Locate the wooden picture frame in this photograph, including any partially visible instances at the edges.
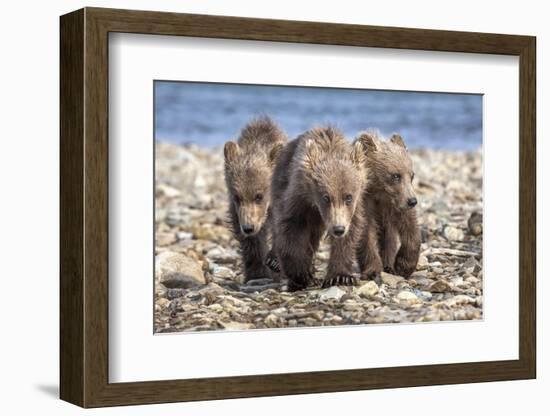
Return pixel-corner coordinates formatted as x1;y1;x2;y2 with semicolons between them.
60;7;536;408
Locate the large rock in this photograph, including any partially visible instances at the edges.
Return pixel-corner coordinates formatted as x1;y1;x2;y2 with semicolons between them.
155;251;206;288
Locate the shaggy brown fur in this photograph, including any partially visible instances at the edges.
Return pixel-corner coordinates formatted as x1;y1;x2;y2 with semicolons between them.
224;116;287;281
355;131;421;278
268;127;368;291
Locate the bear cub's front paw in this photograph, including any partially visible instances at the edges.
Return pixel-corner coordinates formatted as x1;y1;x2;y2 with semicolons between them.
286;272;315;292
394;256;417;278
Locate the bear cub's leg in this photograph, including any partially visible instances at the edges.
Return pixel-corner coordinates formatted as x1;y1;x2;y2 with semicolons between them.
276;218;322;291
357;219;384;280
323;226;359;288
394;223;421;278
323;239;356;287
230;209;271;282
381;222;400;274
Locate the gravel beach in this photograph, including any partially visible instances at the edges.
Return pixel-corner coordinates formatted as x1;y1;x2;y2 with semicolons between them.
154;141;483;333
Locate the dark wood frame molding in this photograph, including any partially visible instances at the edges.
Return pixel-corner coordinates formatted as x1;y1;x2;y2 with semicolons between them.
60;7;536;408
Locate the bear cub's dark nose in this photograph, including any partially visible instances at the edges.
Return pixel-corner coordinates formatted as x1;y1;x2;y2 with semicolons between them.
332;225;345;236
242;224;255;235
407;197;417;208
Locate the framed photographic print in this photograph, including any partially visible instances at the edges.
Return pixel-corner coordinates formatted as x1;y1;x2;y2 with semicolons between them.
60;7;536;408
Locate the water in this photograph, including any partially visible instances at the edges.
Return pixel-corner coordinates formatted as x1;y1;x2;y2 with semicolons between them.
154;81;482;150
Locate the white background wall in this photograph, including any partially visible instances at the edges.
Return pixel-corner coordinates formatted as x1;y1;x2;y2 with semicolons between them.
0;0;545;414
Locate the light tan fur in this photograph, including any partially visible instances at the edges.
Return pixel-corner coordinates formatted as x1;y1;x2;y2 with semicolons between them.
269;126;369;290
355;130;421;278
223;116;287;281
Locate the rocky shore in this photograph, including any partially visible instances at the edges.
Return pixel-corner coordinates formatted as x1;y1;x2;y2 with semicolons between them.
154;142;483;333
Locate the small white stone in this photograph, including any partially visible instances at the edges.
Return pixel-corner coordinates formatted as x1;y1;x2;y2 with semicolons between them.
445;295;476;307
221;321;254;330
417;255;429;270
176;231;193;241
156;183;181;198
396;291;419;303
319;286;346;301
211;265;235;279
443;225;464;241
264;314;280;327
420;291;433;300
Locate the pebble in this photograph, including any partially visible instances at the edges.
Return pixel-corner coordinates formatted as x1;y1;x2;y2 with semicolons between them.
264;314;280;328
443;225;464;241
156;232;177;247
176;231;193;241
356;281;379;297
451;276;464;286
156;183;181;198
206;247;236;264
396;291;419;303
220;321;254;330
380;272;404;288
445;295;476;307
211;265;235;280
465;276;480;284
428;279;453;293
319;286;346;301
417;255;429;270
468;212;483;236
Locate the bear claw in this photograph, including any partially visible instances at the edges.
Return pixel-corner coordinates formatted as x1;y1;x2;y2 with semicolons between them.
265;254;281;273
322;274;356;288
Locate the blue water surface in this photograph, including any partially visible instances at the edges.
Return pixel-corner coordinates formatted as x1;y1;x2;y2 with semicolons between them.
154;81;482;150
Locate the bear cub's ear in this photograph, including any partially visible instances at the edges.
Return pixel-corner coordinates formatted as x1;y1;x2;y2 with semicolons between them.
302;137;320;171
224;141;240;163
355;132;378;154
351;140;368;167
390;133;406;149
268;142;284;165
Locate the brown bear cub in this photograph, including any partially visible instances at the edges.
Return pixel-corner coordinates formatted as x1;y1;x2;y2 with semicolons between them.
268;127;368;291
355;131;421;279
223;117;287;282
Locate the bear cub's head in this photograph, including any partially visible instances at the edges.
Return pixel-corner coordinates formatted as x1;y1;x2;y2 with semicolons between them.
356;131;417;211
300;127;368;239
224;140;283;236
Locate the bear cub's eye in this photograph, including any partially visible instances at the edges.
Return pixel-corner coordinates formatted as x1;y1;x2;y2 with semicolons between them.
344;194;353;205
391;173;401;183
255;193;263;203
322;194;331;204
233;195;241;205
